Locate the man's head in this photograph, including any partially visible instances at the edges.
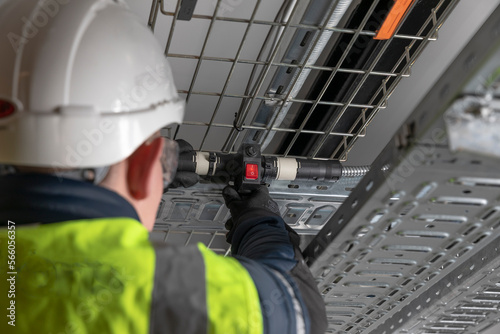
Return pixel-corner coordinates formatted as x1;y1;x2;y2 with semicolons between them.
99;133;167;230
0;0;185;230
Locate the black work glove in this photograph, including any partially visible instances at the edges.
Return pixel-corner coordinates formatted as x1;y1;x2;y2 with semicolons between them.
223;185;280;220
223;185;286;244
168;139;200;189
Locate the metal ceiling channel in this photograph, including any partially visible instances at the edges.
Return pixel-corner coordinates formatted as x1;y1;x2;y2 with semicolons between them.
237;0;357;152
311;0;455;161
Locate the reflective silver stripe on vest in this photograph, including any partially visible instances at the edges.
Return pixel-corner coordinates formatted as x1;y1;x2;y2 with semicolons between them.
149;241;208;334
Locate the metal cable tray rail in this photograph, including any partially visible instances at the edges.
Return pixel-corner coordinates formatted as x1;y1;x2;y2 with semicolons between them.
145;0;500;333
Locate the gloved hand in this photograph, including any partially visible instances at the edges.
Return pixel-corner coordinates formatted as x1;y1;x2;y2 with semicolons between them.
223;185;281;243
168;139;200;189
223;185;279;220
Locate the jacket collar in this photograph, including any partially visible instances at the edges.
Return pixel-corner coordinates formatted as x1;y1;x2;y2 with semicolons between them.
0;173;140;226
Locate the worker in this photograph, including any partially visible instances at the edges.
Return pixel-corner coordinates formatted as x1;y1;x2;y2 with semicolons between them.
0;0;327;333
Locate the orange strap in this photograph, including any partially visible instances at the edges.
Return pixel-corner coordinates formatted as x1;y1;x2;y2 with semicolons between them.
374;0;416;40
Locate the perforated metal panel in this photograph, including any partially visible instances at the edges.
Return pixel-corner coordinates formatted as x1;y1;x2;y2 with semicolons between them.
156;175;359;232
305;145;500;333
154;176;361;253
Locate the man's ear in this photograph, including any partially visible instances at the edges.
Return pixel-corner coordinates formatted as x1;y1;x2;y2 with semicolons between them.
127;137;163;200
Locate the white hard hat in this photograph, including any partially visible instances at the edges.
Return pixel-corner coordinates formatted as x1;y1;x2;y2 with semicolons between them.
0;0;185;168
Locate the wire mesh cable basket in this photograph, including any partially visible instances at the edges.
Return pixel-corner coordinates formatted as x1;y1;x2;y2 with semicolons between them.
148;0;458;161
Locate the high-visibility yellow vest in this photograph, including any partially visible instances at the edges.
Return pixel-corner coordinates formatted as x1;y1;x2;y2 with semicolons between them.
0;218;263;334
